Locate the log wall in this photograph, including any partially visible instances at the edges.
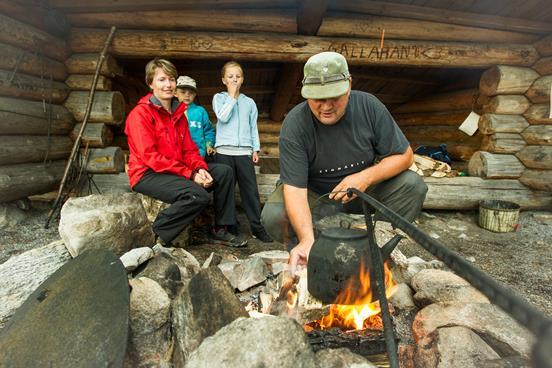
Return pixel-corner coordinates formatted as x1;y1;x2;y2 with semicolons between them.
0;11;73;203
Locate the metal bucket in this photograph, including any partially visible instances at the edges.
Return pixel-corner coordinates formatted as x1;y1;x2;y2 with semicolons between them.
479;200;520;233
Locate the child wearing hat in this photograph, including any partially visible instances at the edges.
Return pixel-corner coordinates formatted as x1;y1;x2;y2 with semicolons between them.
175;76;216;160
212;61;273;243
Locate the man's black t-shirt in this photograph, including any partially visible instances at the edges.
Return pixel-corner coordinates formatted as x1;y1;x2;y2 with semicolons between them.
279;91;409;195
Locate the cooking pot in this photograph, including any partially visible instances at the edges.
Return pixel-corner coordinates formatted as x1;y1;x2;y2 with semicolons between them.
307;223;402;304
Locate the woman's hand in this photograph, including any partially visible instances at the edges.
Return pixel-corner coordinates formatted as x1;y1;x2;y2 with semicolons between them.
252;151;259;164
193;168;214;188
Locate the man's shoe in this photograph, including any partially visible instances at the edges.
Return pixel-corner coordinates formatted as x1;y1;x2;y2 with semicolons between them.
252;228;274;243
210;227;248;248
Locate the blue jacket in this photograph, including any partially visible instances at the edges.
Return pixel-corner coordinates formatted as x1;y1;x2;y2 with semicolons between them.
212;92;260;151
185;102;215;157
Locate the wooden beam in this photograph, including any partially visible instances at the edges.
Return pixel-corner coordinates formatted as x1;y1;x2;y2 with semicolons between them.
297;0;329;36
319;13;538;44
329;0;552;34
69;28;538;68
66;9;296;34
0;0;69;37
270;63;302;121
0;69;69;104
350;71;439;86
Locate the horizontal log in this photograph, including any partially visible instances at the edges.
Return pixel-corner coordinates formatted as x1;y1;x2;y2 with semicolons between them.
0;0;70;37
65;53;124;78
410;142;479;162
111;135;129;150
532;56;552;76
393;89;478;114
252;172;552;209
523;104;552;125
0;96;73;121
394;110;470;126
402;126;482;144
516;146;552;169
519;169;552;192
0;160;66;203
481;95;530;115
259;143;280;157
331;0;552;34
65;75;113;91
422;176;552;210
257;121;283;134
67;9;296;34
468;151;524;179
0;43;67;81
0;111;74;135
0;70;69;104
521;125;552;145
83;147;125;174
525;76;552;103
0;135;72;165
70;123;114;148
64;91;125;125
85;173;131;195
535;34;552;57
479;65;539;96
478;114;529;134
69;28;539;68
259;133;279;145
319;13;538;44
0;13;70;62
481;133;526;153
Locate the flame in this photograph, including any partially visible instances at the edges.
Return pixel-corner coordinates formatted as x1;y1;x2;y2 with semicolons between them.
315;260;396;331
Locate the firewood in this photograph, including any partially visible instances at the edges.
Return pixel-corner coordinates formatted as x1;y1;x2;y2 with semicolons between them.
479;65;539;96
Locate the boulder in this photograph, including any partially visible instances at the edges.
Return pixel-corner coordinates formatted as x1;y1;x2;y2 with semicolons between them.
120;247;154;272
136;253;182;299
59;193;154;257
389;283;416;310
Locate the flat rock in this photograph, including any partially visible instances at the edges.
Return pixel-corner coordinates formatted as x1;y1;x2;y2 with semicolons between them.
217;260;242;288
186;316;317;368
411;269;489;306
120;247;154;272
249;250;289;265
235;256;269;291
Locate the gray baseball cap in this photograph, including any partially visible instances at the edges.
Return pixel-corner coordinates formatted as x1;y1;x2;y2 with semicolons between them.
301;52;351;99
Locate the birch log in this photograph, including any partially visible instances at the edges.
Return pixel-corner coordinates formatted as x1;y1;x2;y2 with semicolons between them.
533;56;552;76
0;43;67;81
468;151;524;179
64;91;125;125
516;146;552;169
0;160;66;203
65;75;113;91
0;70;69;104
65;53;124;78
0;136;72;165
481;95;530;114
0;111;74;135
481;133;526;153
523;104;552;125
521;126;552;145
519;169;552;192
478;114;529;134
83;147;125;173
525;76;552;104
70;123;114;148
479;65;539;96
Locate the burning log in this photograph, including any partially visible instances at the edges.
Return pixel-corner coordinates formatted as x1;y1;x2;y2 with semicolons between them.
306;327;390;357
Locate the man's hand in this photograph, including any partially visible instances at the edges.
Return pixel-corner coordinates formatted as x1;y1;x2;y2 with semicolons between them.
289;240;314;267
193;168;214;188
329;170;371;203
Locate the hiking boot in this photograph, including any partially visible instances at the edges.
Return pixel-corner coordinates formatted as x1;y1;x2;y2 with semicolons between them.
252;227;274;243
210;227;248;248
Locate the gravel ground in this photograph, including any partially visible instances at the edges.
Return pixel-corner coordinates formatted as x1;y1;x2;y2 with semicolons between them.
1;201;551;317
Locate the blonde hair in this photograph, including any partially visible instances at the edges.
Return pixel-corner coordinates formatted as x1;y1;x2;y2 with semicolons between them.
221;61;244;78
145;58;177;86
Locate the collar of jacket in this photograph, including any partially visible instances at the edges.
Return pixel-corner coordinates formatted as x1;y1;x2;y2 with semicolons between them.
148;94;185;115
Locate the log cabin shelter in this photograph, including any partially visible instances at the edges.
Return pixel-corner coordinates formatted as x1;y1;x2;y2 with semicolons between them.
0;0;551;209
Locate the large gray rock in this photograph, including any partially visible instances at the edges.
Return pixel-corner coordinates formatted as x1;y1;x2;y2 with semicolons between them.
136;253;182;299
59;193;154;257
413;303;534;357
162;247;201;283
172;267;248;361
389;283;416;310
186;316;317;368
415;326;500;368
0;240;70;329
316;348;377;368
0;203;26;229
411;269;489;307
233;256;269;291
126;277;172;367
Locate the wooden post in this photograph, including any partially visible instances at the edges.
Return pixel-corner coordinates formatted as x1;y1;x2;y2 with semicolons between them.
64;91;125;125
521;126;552;145
481;95;530;115
523;104;552;125
525;76;552;103
70;123;114;148
270;63;302;122
479;65;539;96
0;70;69;104
481;133;526;153
516;146;552;169
0;136;72;165
0;43;67;82
478;114;529;134
468;151;524;179
0;111;74;135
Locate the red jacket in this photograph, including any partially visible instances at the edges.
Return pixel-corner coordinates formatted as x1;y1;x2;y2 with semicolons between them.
125;94;208;189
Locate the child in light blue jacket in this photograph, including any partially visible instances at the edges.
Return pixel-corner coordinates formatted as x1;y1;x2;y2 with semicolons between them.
175;75;216;159
212;61;273;243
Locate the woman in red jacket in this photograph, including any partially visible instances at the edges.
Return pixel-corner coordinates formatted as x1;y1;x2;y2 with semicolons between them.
125;58;246;247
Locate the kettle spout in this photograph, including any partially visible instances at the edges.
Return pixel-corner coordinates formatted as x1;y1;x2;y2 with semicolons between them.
381;234;403;260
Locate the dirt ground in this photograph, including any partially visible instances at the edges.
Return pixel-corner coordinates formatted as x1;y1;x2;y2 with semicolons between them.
1;200;551;318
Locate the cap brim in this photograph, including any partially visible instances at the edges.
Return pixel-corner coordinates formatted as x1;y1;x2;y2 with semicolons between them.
176;85;197;91
301;80;350;99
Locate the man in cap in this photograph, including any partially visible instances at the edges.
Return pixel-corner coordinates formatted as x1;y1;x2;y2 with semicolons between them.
261;51;427;267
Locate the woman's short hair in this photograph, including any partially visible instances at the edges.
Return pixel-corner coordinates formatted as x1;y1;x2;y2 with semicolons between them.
145;58;178;85
221;60;244;78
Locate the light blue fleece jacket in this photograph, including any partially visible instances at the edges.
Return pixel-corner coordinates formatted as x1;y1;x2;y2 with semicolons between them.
212;92;260;151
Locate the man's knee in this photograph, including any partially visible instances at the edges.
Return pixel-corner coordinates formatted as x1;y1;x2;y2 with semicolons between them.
402;171;428;200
